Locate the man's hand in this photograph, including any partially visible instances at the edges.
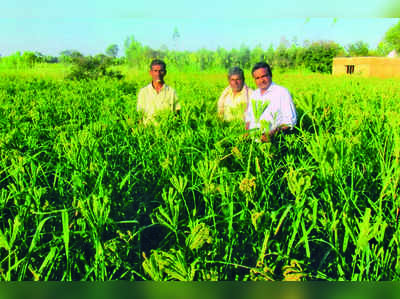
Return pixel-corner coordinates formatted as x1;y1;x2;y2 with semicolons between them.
261;133;269;143
269;125;290;137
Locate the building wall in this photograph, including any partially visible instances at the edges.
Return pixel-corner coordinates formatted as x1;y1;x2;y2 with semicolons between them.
332;57;400;78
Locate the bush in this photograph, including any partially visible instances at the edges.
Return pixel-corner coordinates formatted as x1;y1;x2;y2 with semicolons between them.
66;56;124;81
303;41;343;73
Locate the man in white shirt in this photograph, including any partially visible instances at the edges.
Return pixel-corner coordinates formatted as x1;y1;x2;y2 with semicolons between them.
245;62;297;142
218;67;253;122
137;59;180;124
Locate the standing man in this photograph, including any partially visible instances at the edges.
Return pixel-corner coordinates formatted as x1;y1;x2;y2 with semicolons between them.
218;66;253;122
245;62;297;141
137;59;180;124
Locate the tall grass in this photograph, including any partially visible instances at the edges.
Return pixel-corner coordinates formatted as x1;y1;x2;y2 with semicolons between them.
0;64;399;280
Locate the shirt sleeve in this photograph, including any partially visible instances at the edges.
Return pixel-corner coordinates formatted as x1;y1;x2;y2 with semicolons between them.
137;88;144;112
245;93;256;129
277;89;297;128
217;88;229;117
244;87;253;122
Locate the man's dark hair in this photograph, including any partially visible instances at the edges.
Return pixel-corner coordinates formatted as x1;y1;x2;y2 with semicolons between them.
228;66;245;81
150;59;166;70
252;62;272;77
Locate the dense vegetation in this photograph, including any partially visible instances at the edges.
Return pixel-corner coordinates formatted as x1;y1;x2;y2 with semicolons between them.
0;29;395;74
0;39;370;74
0;65;399;281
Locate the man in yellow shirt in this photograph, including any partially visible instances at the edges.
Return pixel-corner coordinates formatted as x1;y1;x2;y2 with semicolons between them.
137;59;180;124
217;66;253;122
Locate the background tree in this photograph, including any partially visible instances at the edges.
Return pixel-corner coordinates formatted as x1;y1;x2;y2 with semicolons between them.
264;45;275;68
1;51;21;67
197;48;214;70
214;47;229;69
287;43;301;69
274;42;289;69
105;44;119;58
44;55;58;63
250;44;265;68
21;51;41;67
381;20;400;53
346;41;370;56
376;41;393;56
172;27;180;50
227;48;240;69
34;52;45;63
303;41;342;73
124;35;146;67
66;55;123;80
59;50;83;63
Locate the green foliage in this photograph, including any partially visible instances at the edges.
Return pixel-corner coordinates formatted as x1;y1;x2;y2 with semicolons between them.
122;36;344;73
251;98;270;125
105;44;119;58
250;44;265;68
382;20;400;53
346;41;370;57
124;35;147;68
376;41;393;56
66;56;124;81
0;51;44;68
21;52;42;66
1;65;400;281
59;50;83;64
303;41;343;73
274;47;289;69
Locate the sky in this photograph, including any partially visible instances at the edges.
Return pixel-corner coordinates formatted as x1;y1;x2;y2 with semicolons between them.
0;0;399;57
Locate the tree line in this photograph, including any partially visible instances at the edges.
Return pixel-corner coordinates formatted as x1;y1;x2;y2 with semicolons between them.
1;20;399;74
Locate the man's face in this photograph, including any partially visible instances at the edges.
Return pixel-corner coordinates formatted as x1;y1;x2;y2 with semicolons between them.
150;64;166;83
229;74;244;93
252;67;271;90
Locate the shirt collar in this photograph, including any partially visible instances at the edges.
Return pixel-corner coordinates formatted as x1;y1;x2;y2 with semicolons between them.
149;82;168;92
257;82;275;96
228;84;249;96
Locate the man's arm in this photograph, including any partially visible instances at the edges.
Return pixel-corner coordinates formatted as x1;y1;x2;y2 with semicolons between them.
136;88;147;124
137;88;144;113
262;89;296;141
272;88;297;132
244;97;255;130
217;90;227;120
243;87;253;123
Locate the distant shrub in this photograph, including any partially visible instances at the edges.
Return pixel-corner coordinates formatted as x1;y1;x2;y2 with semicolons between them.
302;41;343;73
66;56;124;81
0;51;45;68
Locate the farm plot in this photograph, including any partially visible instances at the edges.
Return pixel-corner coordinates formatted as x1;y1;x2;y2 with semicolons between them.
0;70;399;281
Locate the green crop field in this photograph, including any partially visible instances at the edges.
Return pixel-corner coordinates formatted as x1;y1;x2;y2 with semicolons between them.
0;65;399;281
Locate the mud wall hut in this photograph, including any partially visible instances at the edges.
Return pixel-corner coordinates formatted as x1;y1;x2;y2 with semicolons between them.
332;57;400;78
